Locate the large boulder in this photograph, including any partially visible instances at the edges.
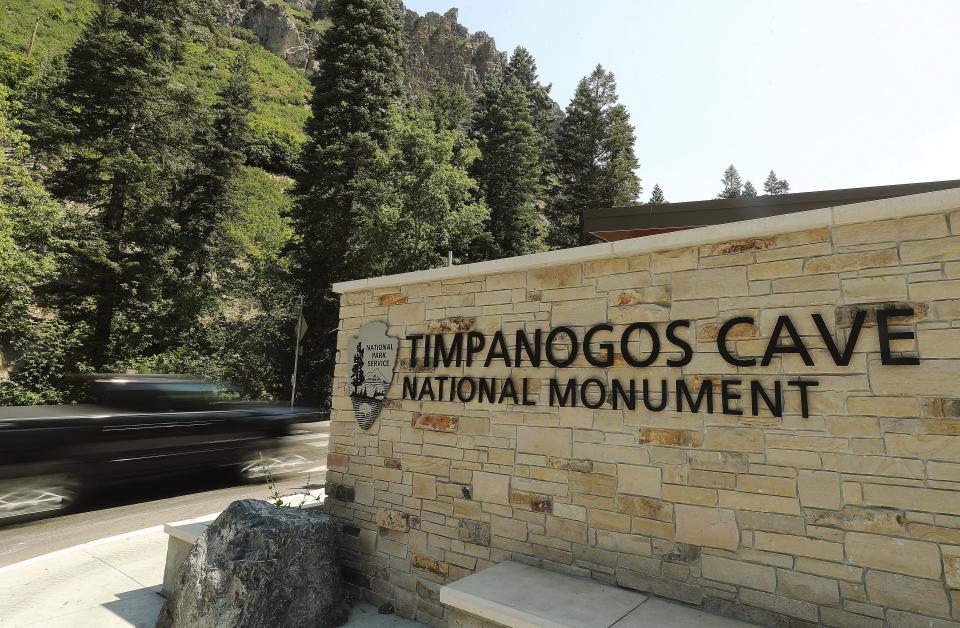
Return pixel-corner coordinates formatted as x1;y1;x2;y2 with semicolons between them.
156;499;350;628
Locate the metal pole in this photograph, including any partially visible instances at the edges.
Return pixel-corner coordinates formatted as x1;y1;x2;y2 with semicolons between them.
290;295;303;408
448;250;453;267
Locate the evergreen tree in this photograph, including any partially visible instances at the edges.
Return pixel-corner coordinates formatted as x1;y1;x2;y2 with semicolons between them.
45;0;198;369
179;52;254;283
718;164;744;199
763;169;790;195
743;180;758;198
550;65;640;248
505;47;561;166
649;184;667;205
292;0;405;403
470;76;545;258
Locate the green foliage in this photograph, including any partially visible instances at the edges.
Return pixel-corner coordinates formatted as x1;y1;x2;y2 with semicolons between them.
742;180;758;198
470;76;546;258
347;105;488;276
293;0;406;404
550;64;640;248
43;0;200;368
718;164;744;198
0;0;97;59
649;183;667;205
1;0;664;410
764;169;790;195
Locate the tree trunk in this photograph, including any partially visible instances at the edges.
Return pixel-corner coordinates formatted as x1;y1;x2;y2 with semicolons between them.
91;176;127;370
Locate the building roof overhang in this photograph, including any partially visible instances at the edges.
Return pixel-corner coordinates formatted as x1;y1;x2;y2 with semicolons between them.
584;179;960;242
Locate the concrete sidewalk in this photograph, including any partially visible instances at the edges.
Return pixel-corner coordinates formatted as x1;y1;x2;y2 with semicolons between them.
0;514;752;628
0;524;420;628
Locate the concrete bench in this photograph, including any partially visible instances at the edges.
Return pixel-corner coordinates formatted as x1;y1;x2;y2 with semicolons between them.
439;561;750;628
161;491;325;597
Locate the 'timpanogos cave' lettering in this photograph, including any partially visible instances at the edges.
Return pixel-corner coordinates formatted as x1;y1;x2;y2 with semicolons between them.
401;306;919;417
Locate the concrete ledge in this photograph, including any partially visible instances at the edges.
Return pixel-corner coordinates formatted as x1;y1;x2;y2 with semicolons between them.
332;186;960;293
439;561;647;628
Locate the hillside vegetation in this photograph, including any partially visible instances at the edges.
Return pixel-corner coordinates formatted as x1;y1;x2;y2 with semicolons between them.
0;0;643;406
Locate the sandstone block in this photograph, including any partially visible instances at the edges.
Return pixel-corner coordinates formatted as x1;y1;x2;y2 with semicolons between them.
412;473;437;500
672;267;748;300
901;236;960;263
616;495;673;521
703;427;764;453
617;465;662;497
639;428;702;448
674;504;738;550
701;554;775;592
528;264;582;289
718;490;800;515
845;532;942;579
776;569;839;606
798;470;842;510
738;588;818;622
378;509;410;532
551;298;606;326
652;247;699;273
457;519;491;547
833;214;947;246
412;414;459;432
841;276;907;303
753;531;843;561
472;471;510;505
516;426;571;458
390;302;425;324
412;553;449;577
864;570;949;618
326;453;349;473
593;530;652;557
713;237;773;256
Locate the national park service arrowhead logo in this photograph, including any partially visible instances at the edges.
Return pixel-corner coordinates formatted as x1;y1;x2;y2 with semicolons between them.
349;321;399;430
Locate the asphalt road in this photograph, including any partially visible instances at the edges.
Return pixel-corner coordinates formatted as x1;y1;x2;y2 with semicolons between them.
0;421;330;568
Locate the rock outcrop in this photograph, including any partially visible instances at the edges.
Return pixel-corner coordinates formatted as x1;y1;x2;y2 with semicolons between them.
400;6;505;96
211;0;505;95
156;499;349;628
211;0;321;69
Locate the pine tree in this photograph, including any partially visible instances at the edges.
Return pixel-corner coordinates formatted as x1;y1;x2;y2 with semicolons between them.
505;47;560;165
292;0;405;402
470;76;545;258
550;65;640;248
718;165;743;199
649;184;667;205
350;342;364;391
180;52;254;282
45;0;198;369
743;180;758;198
763;169;790;195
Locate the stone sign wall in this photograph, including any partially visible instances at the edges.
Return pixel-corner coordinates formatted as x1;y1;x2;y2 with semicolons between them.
326;190;960;627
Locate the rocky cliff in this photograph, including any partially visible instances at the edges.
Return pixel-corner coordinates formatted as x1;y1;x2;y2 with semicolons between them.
400;7;505;95
212;0;505;95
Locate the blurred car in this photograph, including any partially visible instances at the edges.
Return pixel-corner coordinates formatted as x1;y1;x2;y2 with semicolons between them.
0;375;326;524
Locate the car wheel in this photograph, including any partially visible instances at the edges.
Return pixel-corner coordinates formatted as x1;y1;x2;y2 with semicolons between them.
0;472;81;524
238;451;310;482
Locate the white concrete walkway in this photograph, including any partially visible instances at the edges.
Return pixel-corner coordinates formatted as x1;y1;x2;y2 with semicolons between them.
0;524;421;628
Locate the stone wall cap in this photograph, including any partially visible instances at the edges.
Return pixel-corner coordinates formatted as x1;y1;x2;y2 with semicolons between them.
438;560;647;628
332;186;960;293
